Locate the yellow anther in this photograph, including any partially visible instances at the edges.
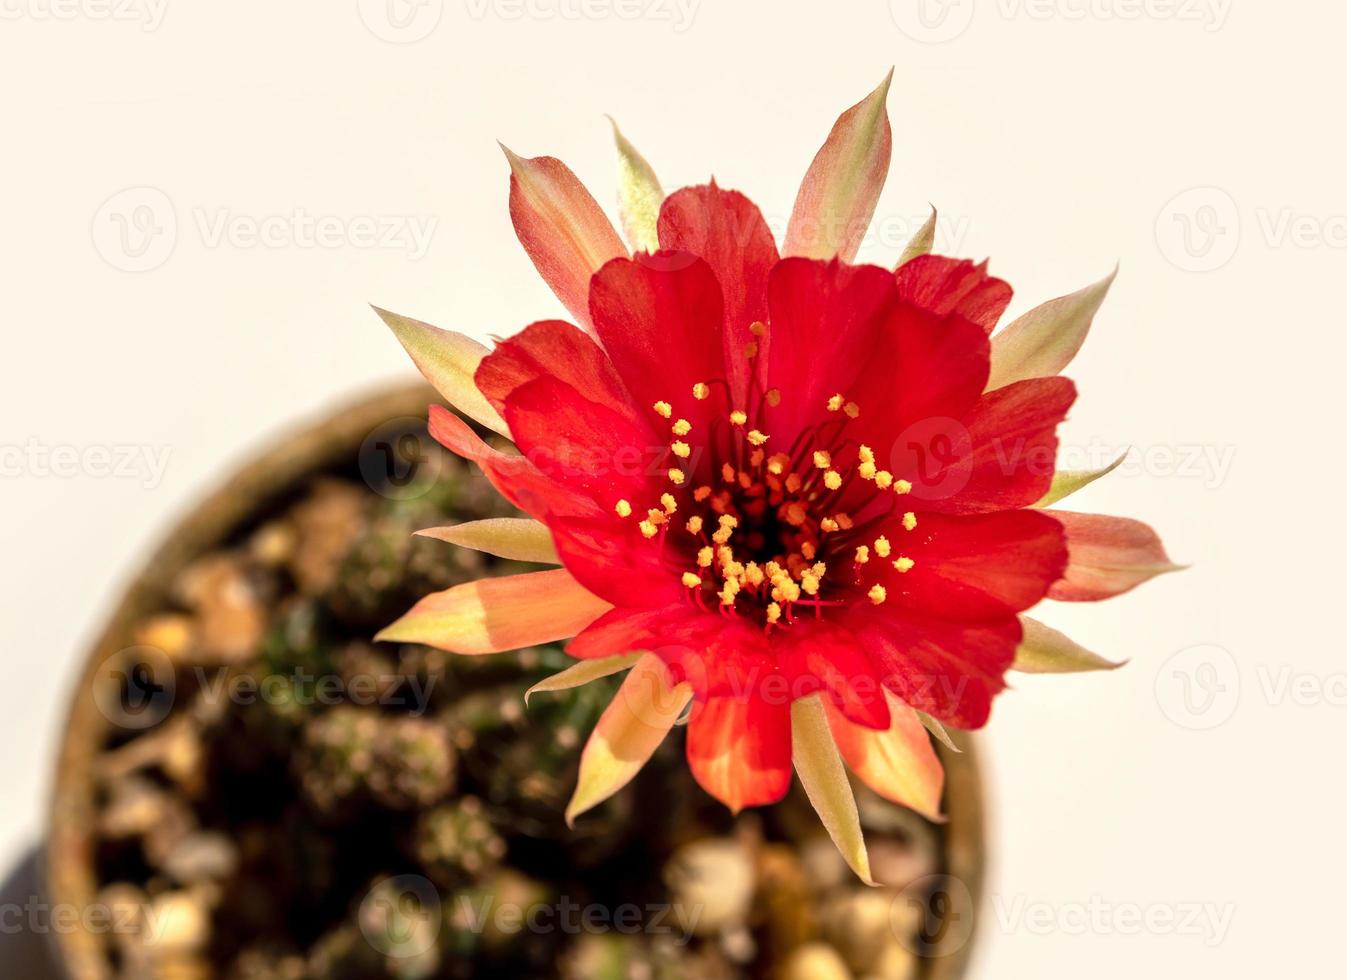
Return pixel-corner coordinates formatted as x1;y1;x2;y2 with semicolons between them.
766;602;782;624
661;493;678;514
893;556;915;573
639;520;658;539
719;579;741;605
721;462;737;483
718;514;739;528
858;461;878;480
801;573;820;596
836;513;854;530
668;468;686;485
821;517;840;533
827;393;844;412
874;535;892;558
875;470;894;490
747;429;769;446
749;448;765;468
894;479;913;495
767;453;789;475
737;471;753;490
784;473;803;494
812;450;832;469
855;545;870;564
730;410;748;426
780;579;801;602
766;388;782;407
682;571;702;589
784;502;808;526
749;320;767;337
844;401;860;418
811;562;828;579
686;515;704;535
692;383;710;400
902;511;918;531
764;560;783;579
646;508;667;525
615;499;632;518
712;526;733;545
823;469;843;491
693;485;713;502
697;546;714;568
858;445;875;464
744;562;764;587
672;418;692;436
672;440;691;458
868;584;887;605
801;541;817;560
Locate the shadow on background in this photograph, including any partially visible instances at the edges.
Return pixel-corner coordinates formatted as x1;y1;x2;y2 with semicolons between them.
0;846;64;977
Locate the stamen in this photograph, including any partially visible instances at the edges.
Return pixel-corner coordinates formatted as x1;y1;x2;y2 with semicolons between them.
661;494;678;514
812;450;832;469
894;479;913;495
672;440;691;458
729;410;748;426
615;499;632;518
686;515;704;535
692;382;710;400
668;468;686;485
893;556;915;573
823;469;843;491
827;394;844;412
855;545;870;564
902;511;917;531
875;471;894;490
682;571;702;588
868;584;887;605
747;429;769;446
874;535;891;558
672;418;692;436
639;520;658;539
653;400;673;418
766;388;782;408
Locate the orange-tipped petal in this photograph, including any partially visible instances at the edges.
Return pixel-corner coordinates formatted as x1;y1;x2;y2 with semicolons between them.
416;518;559;564
896;206;938;268
826;691;945;822
502;145;627;335
566;655;692;824
1034;451;1128;508
1015;616;1125;673
986;267;1118;391
372;307;509;436
686;695;793;814
785;71;894;262
608;117;664;254
526;652;644;706
376;569;611;654
1045;511;1184;602
792;694;873;884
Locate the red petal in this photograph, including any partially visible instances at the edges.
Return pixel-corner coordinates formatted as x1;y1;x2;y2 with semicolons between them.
763;257;896;439
427;404;597;521
895;255;1013;333
901;377;1076;514
686;694;793;812
589;251;729;430
847;610;1021;729
1045;511;1180;601
777;621;889;730
873;509;1068;621
475;319;636;421
544;515;683;608
504;150;626;334
658;184;779;408
501;375;661;507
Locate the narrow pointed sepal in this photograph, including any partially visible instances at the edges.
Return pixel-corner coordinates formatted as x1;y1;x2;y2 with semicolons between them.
565;655;693;825
608;117;664;254
372;307;509;437
896;206;938;268
784;70;894;262
416;518;559;564
1034;451;1128;508
502;145;627;335
826;692;945;823
791;694;874;885
376;569;611;654
1014;616;1126;673
987;266;1118;390
525;652;644;706
917;711;961;754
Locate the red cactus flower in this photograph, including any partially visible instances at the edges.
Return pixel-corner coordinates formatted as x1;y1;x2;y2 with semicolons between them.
375;75;1179;879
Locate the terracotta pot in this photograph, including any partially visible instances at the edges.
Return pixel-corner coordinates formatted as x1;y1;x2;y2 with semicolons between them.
45;382;988;979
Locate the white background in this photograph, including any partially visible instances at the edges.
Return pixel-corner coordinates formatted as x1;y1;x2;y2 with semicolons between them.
2;0;1343;975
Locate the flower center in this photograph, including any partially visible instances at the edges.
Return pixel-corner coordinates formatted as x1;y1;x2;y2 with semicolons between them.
613;326;921;632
